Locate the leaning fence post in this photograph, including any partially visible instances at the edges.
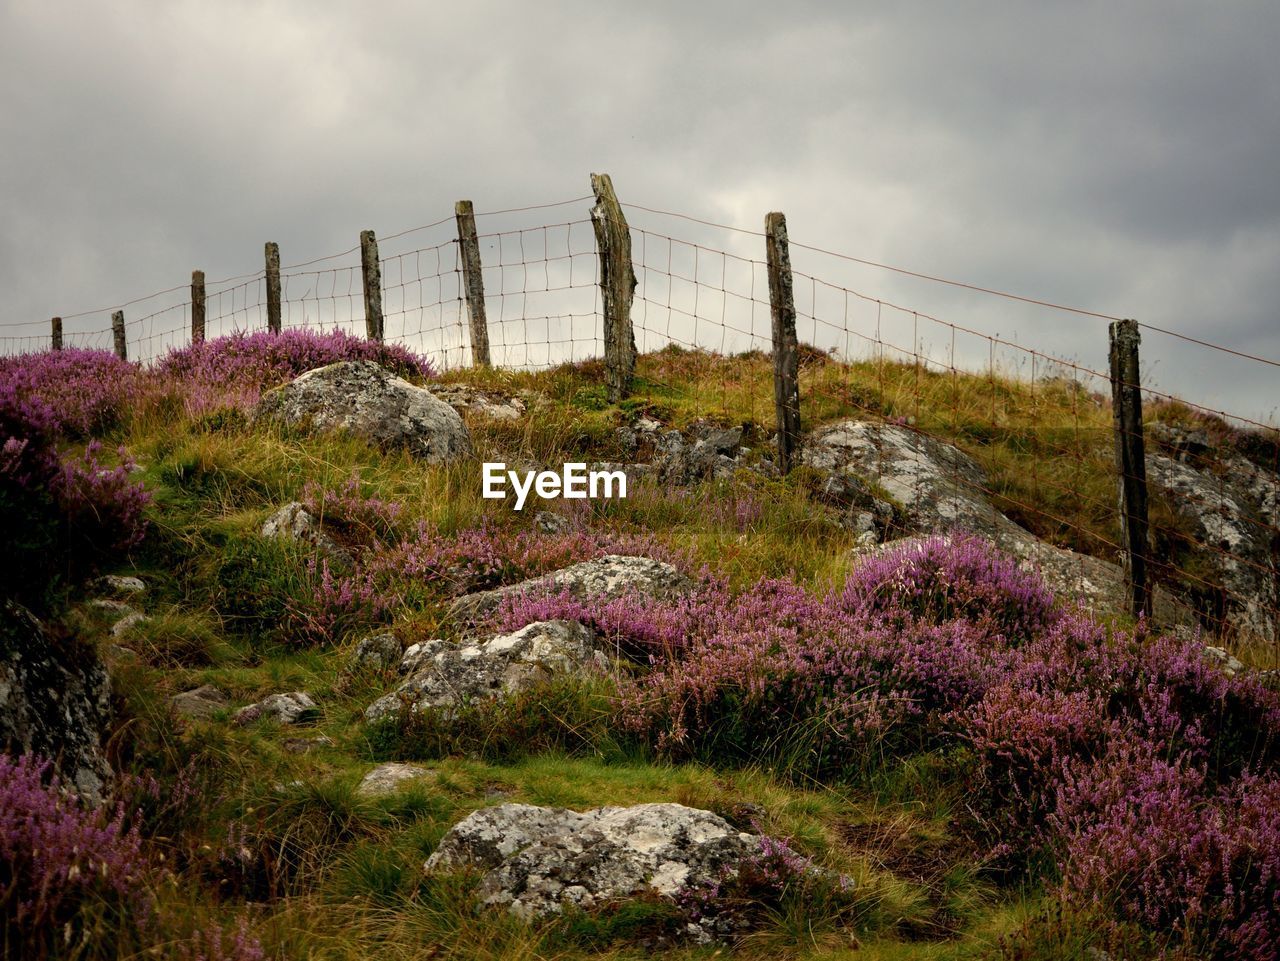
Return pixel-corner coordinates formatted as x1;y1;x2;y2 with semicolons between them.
766;211;801;474
1109;318;1151;619
51;317;62;350
590;173;636;403
265;243;282;335
111;311;127;361
360;230;384;343
191;270;206;343
455;200;491;367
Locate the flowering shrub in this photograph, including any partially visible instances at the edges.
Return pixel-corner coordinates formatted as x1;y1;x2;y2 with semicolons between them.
157;329;435;413
1;382;150;603
301;474;405;545
1053;749;1280;961
287;557;393;646
839;533;1060;641
0;754;151;957
0;348;141;437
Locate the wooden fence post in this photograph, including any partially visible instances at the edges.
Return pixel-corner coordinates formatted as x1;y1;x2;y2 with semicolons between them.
360;230;384;343
454;200;491;367
51;317;62;350
191;270;206;343
1109;318;1151;619
265;243;282;335
111;311;127;361
590;173;636;403
765;211;801;474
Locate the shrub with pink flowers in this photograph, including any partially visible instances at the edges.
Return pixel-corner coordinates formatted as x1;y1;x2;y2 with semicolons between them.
0;348;141;437
838;533;1060;641
0;754;152;958
157;329;436;413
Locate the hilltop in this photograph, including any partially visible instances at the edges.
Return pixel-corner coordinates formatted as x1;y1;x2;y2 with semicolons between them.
2;331;1279;961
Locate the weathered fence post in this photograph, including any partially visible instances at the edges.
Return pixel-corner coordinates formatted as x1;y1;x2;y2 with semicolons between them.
191;270;206;343
111;311;127;361
265;242;282;335
454;200;491;367
590;173;636;403
51;317;62;350
1109;318;1151;619
360;230;384;343
765;211;801;474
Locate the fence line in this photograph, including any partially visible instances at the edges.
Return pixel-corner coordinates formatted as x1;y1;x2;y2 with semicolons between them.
2;176;1276;651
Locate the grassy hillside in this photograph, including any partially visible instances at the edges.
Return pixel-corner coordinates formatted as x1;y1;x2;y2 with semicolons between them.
3;334;1278;961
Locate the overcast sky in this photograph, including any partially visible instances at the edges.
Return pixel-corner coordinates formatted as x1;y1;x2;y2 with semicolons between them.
2;1;1278;422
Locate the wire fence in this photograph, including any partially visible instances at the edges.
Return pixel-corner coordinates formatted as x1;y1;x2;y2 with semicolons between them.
1;188;1277;652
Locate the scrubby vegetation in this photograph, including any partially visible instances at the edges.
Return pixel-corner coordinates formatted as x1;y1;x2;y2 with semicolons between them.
2;331;1278;960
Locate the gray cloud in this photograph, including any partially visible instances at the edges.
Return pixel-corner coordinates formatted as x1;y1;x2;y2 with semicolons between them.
2;0;1277;419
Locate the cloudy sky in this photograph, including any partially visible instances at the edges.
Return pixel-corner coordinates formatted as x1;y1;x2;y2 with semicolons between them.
2;1;1278;421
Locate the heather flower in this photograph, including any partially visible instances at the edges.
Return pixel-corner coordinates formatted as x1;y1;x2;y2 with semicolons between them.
0;348;141;437
157;329;435;414
0;754;152;955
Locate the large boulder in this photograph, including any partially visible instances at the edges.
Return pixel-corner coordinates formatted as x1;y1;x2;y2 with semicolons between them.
425;802;757;920
806;421;1189;626
1145;449;1278;642
364;620;605;723
254;360;472;463
449;554;692;622
0;601;113;803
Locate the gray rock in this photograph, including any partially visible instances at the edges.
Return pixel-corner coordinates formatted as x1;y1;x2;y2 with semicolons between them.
809;422;1190;627
171;684;229;720
533;510;573;534
282;735;334;754
234;691;319;726
1;601;113;804
348;633;402;672
1203;645;1246;677
87;598;134;614
357;762;437;797
653;424;745;485
254;360;473;463
425;802;758;920
261;502;353;569
1146;451;1278;643
91;575;146;596
109;611;150;638
365;621;606;723
427;384;526;421
449;555;691;622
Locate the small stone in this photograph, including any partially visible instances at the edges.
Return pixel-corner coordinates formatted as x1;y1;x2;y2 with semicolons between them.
1203;645;1246;677
357;762;437;797
282;735;334;754
88;599;134;614
533;510;572;534
92;575;146;596
110;612;150;638
234;691;319;726
171;684;229;720
349;633;402;672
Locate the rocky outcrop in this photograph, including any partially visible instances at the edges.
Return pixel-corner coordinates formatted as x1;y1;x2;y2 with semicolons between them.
449;555;692;622
427;384;527;421
233;691;319;726
805;421;1189;625
254;360;473;463
364;620;606;723
425;802;757;921
0;601;113;803
1144;430;1278;641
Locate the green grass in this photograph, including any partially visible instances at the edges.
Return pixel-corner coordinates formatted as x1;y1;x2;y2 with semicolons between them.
54;344;1276;959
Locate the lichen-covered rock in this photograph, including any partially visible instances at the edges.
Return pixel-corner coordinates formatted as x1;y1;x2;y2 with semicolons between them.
653;423;746;485
170;684;229;720
357;762;437;797
449;555;691;622
254;360;472;463
1146;451;1278;642
364;621;605;722
427;384;526;421
348;632;402;672
234;691;319;726
0;601;113;804
809;421;1191;627
425;802;757;920
261;502;353;570
91;575;146;596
